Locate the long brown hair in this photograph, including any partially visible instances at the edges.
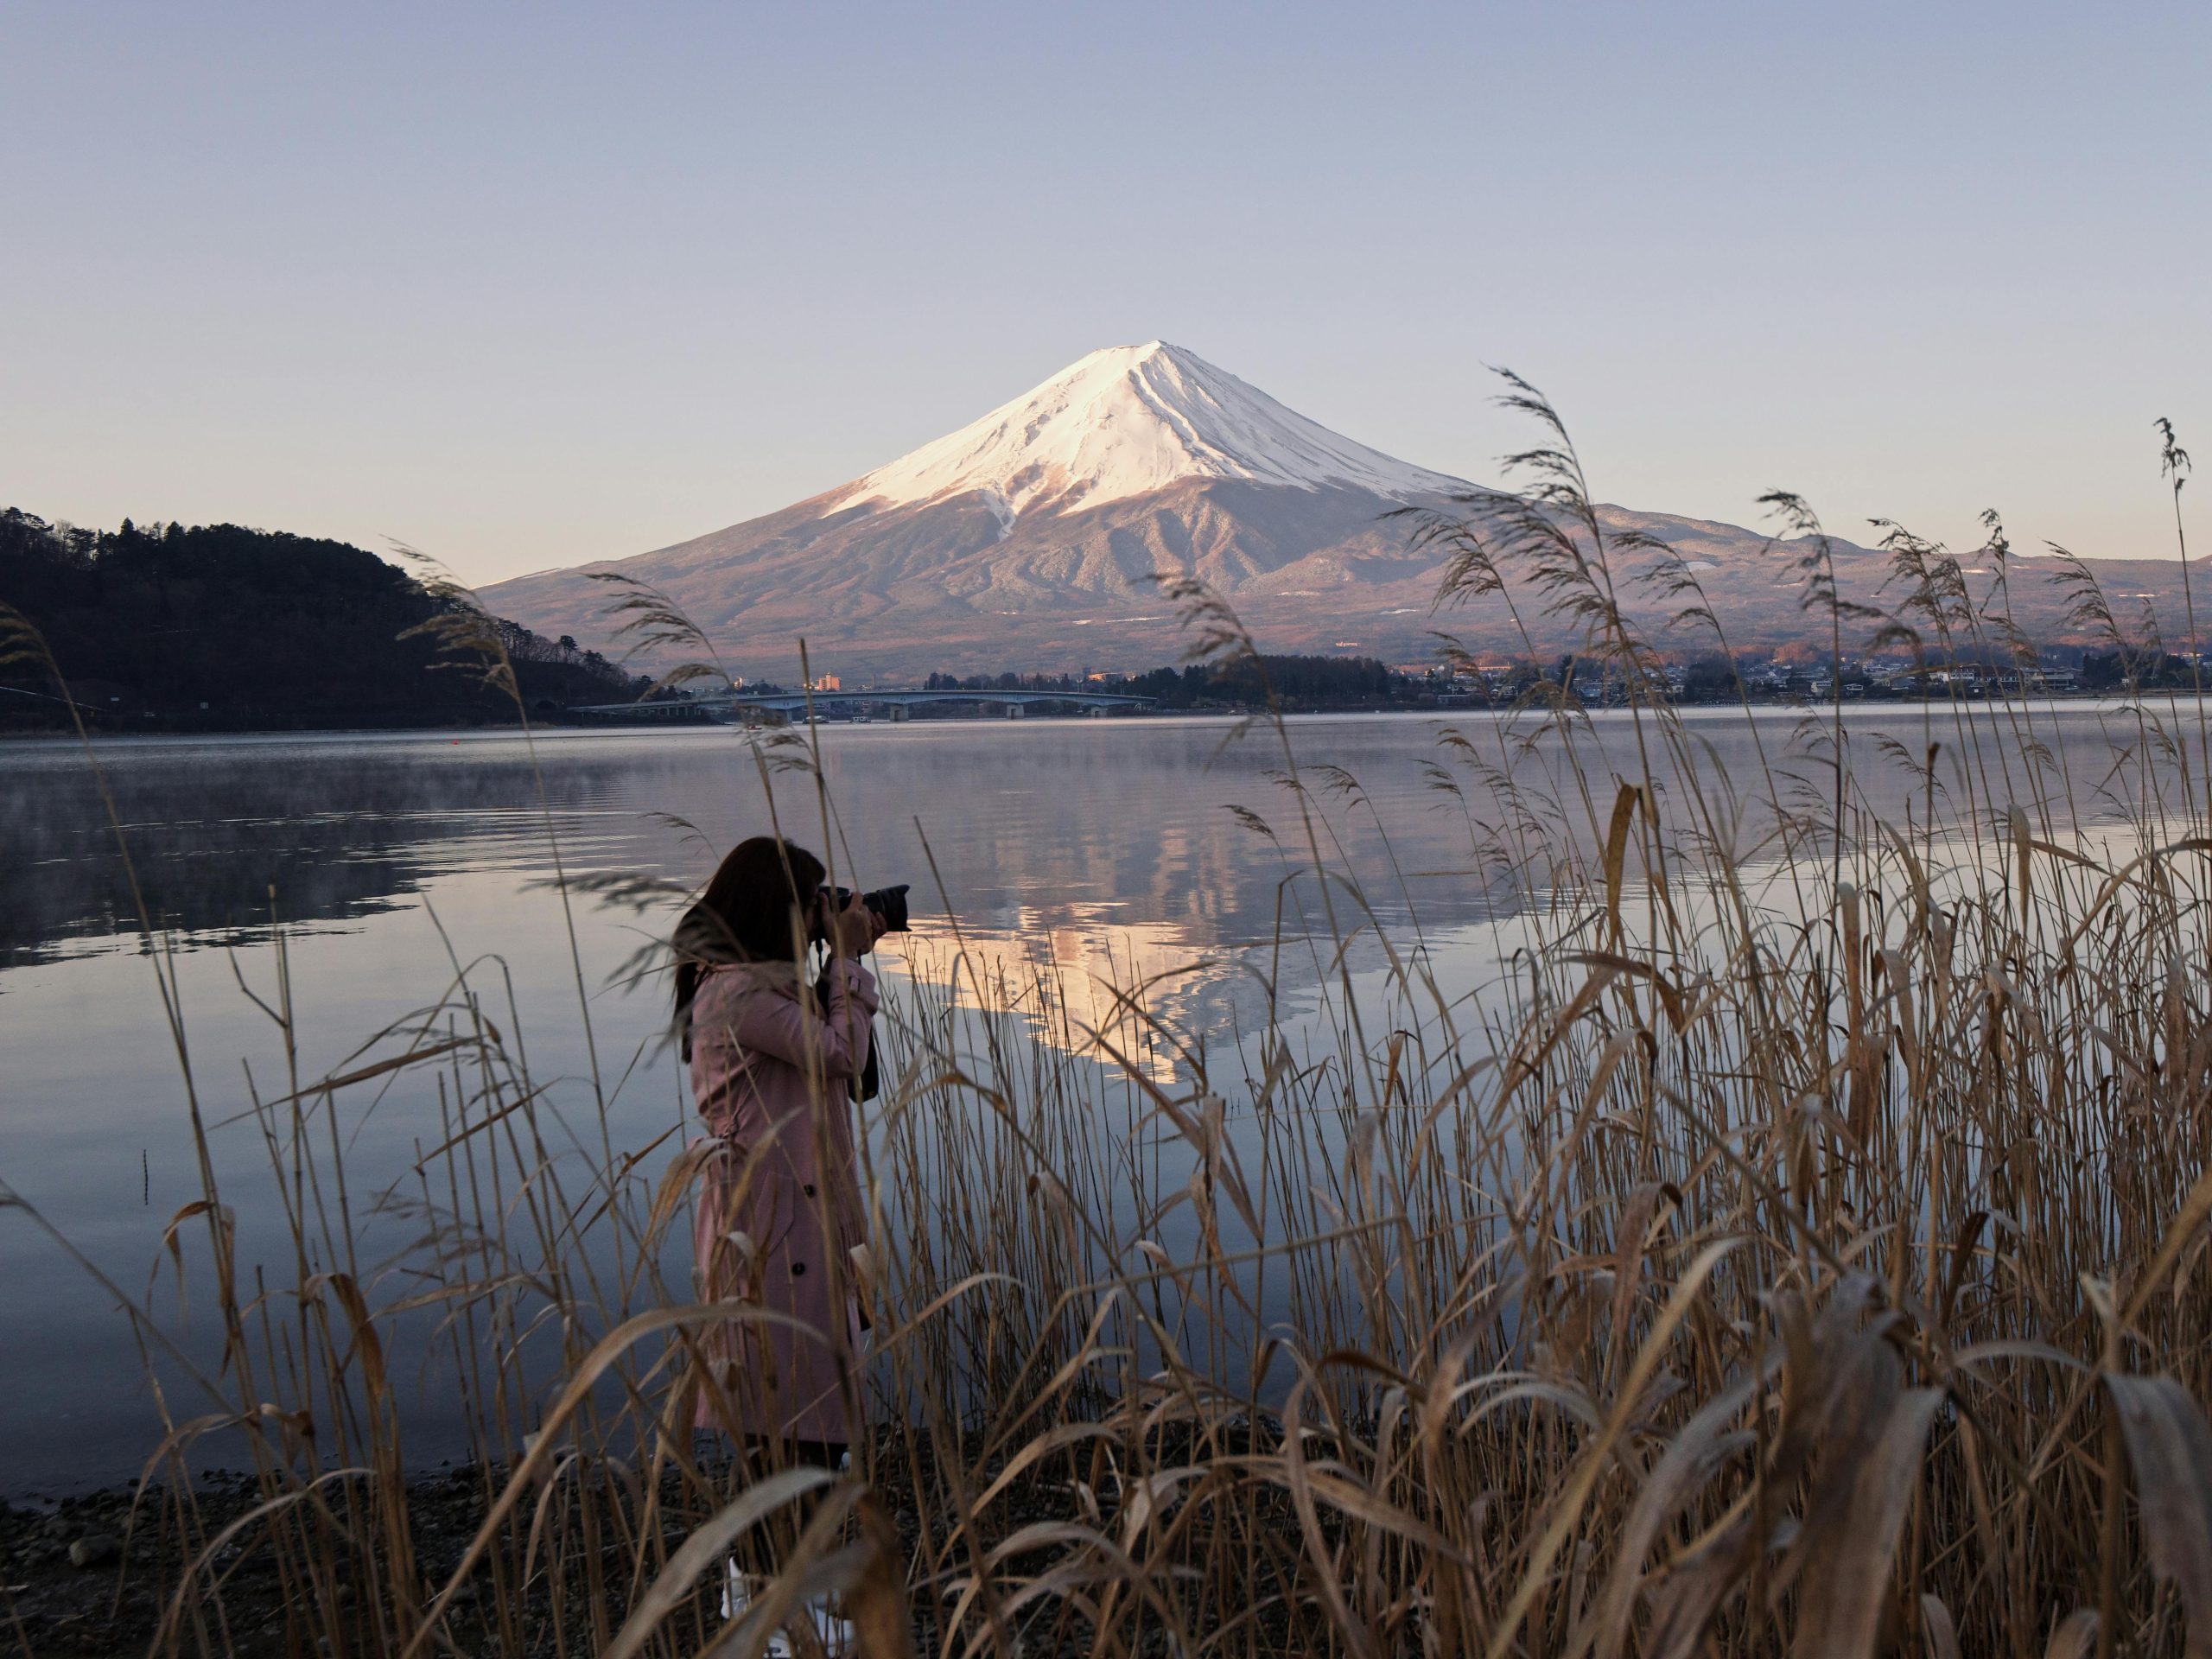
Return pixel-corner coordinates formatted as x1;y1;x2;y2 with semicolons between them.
672;836;826;1058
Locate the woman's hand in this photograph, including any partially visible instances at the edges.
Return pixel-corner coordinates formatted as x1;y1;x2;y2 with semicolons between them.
829;892;880;957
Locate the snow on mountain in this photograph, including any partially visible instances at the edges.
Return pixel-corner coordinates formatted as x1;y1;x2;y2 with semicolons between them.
835;341;1470;529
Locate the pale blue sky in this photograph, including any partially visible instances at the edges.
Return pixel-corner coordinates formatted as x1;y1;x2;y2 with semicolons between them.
4;1;2206;585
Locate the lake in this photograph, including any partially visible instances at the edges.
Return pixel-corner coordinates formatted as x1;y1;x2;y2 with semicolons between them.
0;702;2176;1491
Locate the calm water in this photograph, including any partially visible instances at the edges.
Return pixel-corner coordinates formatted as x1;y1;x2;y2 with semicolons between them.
0;706;2167;1491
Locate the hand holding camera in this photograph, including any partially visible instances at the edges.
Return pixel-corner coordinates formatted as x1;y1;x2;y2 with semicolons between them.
815;883;911;956
825;892;881;955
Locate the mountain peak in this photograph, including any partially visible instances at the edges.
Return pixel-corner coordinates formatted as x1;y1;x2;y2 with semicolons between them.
839;342;1467;526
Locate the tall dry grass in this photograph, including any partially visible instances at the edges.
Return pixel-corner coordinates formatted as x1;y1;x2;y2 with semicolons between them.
7;385;2212;1657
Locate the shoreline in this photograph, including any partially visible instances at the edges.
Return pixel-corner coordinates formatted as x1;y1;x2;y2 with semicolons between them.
4;686;2210;748
1;1469;494;1657
0;1433;1047;1658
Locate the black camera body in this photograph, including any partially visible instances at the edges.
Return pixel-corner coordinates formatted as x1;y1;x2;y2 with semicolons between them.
811;884;909;1105
818;882;912;935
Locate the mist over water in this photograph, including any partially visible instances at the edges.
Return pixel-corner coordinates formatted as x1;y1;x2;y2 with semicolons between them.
0;703;2172;1491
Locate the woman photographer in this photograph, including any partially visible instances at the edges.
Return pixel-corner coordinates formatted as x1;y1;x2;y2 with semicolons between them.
673;834;887;1651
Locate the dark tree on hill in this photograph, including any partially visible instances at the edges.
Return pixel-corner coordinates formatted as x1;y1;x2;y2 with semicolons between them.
1681;653;1742;702
2082;647;2196;690
1122;654;1404;709
0;508;649;730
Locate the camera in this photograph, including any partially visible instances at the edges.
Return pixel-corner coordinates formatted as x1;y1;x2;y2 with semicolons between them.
817;883;912;935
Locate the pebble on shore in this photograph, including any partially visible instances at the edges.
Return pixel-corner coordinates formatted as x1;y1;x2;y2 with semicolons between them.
67;1534;118;1569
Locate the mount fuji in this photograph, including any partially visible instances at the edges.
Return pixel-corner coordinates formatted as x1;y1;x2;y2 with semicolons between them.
479;343;2107;678
835;340;1468;521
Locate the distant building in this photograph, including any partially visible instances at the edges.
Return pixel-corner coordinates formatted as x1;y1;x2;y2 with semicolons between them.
810;674;841;692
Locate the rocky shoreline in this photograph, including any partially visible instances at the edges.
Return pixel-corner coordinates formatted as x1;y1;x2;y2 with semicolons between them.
0;1436;1039;1657
3;1469;517;1657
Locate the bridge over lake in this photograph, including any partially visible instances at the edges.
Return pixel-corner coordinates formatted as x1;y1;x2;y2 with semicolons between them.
566;688;1159;721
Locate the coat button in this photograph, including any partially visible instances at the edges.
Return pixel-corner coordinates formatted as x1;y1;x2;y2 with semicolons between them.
804;1184;817;1198
791;1261;806;1276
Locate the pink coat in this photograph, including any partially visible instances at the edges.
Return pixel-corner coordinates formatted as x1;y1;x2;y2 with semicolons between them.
688;957;876;1445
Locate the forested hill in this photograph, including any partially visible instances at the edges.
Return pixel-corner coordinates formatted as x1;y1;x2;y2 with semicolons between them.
0;509;650;730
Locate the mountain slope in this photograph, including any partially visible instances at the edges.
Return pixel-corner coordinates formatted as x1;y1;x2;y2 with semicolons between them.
840;341;1468;523
482;344;2194;678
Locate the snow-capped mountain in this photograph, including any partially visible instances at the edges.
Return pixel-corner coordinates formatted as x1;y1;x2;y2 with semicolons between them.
839;342;1467;526
482;343;1922;678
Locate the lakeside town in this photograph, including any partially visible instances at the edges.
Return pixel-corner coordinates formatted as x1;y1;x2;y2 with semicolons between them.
582;642;2180;726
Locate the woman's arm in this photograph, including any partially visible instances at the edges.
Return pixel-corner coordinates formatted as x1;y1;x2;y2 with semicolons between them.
724;960;878;1078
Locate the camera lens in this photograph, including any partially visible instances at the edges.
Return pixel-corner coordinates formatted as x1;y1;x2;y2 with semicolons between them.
863;884;912;932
